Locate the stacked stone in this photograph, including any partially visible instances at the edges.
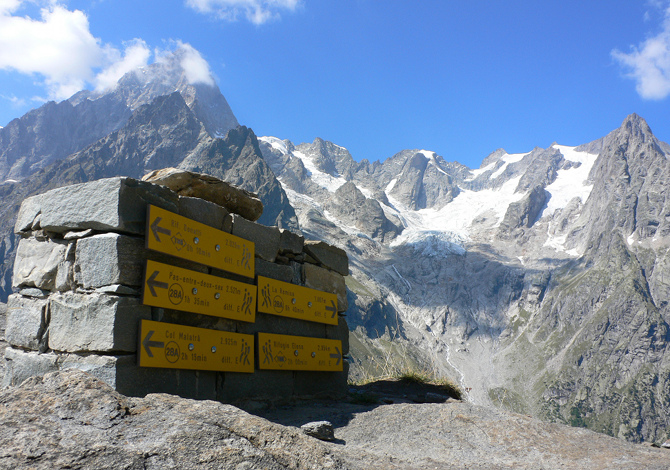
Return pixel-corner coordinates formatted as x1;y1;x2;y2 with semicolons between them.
3;174;349;405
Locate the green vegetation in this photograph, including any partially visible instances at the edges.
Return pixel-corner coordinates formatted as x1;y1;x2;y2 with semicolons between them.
488;387;529;414
344;275;375;297
569;406;587;428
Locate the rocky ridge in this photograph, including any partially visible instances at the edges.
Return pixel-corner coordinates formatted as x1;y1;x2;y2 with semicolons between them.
2;369;670;470
0;50;238;183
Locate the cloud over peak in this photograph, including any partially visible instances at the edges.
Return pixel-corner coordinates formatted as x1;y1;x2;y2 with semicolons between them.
0;1;216;102
185;0;301;25
156;41;216;87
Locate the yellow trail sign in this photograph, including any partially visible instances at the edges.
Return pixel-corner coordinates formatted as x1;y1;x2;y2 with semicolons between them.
138;320;254;372
146;205;254;278
258;333;343;371
142;260;256;322
257;276;338;325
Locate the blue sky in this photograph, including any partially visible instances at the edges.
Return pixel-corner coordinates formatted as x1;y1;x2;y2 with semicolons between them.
1;1;670;169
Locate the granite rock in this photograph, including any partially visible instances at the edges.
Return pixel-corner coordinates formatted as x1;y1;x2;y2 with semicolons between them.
143;167;263;221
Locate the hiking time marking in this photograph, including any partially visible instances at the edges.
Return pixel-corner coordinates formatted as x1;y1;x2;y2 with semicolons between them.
257;276;338;325
258;332;343;371
146;205;254;278
142;260;256;322
138;320;254;372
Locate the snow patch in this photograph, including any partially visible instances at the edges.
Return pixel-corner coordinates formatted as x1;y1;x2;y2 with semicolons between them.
541;145;598;218
386;176;525;251
281;185;321;210
292;150;347;192
259;136;289;155
464;161;496;181
490;152;528;179
358;185;374;199
391;230;466;256
543;233;568;252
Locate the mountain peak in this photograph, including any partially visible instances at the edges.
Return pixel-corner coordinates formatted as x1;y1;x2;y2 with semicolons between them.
620;113;653;138
68;50;238;139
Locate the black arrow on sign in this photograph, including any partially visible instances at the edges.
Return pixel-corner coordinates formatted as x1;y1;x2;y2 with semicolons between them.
330;347;342;365
146;271;168;297
150;216;171;242
143;330;164;358
325;300;337;318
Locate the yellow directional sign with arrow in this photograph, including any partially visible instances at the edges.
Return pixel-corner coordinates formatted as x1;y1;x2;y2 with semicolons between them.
258;332;343;371
257;276;338;325
145;205;254;278
142;260;256;322
138;319;254;372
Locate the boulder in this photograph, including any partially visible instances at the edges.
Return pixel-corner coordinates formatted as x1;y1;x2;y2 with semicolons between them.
143;167;263;221
303;241;349;276
301;421;335;441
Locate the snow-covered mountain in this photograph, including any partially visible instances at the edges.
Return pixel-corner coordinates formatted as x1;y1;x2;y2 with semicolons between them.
259;136;602;259
258;115;670;443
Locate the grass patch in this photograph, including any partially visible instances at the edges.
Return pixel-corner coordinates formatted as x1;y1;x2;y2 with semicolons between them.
397;371;462;400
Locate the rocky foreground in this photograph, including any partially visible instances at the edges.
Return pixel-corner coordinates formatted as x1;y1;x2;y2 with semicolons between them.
1;370;670;470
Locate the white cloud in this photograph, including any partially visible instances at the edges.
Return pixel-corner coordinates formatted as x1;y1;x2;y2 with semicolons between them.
0;93;26;107
612;3;670;100
0;1;219;103
185;0;301;25
0;1;152;100
156;41;216;86
0;3;102;99
95;39;152;92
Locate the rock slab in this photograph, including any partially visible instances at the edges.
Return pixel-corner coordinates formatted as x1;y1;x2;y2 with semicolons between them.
143;167;263;221
0;370;348;470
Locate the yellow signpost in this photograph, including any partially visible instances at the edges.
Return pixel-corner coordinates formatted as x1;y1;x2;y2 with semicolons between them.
142;260;256;322
256;276;338;325
145;205;254;278
257;332;343;371
138;319;254;372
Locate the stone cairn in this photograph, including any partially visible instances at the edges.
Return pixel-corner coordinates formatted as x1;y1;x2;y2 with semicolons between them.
3;169;349;404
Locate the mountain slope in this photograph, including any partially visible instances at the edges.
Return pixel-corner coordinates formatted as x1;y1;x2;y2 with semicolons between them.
258;115;670;442
0;50;238;183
